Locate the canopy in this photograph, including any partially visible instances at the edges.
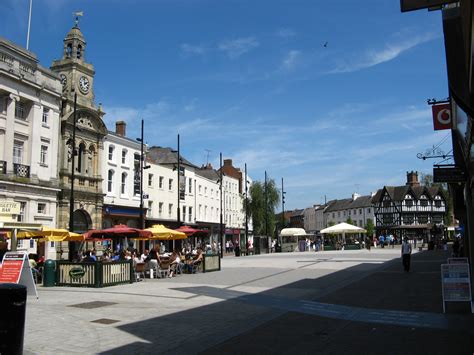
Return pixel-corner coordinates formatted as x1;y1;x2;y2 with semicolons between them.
175;225;208;237
16;227;84;242
320;223;366;234
280;228;307;237
84;224;152;240
144;224;187;240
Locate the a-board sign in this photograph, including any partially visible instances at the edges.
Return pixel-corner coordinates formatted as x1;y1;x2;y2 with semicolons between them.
0;251;38;297
448;257;469;264
441;263;471;312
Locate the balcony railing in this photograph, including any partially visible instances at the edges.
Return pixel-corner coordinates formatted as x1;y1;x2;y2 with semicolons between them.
13;163;30;178
0;160;6;174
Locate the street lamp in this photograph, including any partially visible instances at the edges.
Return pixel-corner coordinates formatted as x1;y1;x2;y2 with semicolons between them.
69;91;77;233
136;119;150;229
281;177;286;229
264;170;268;239
245;163;248;248
219;152;224;258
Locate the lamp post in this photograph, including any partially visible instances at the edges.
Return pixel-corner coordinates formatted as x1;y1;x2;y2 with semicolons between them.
219;152;224;258
177;134;181;226
69;92;77;232
281;177;285;229
245;163;248;248
264;170;268;239
136;119;150;230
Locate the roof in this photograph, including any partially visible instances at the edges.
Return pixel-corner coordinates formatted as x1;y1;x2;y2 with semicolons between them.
371;185;445;203
147;146;198;168
324;195;373;212
195;168;220;181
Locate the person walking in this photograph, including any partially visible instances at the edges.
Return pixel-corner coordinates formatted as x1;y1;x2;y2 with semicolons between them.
401;237;412;272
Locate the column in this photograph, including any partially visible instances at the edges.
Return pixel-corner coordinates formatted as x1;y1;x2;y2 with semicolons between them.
29;102;42;178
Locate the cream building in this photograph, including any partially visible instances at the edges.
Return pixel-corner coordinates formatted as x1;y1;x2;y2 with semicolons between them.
0;36;62;258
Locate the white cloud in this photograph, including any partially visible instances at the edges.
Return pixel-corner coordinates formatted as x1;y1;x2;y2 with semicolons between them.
180;43;206;56
281;50;301;70
328;32;438;74
276;28;296;38
218;37;259;59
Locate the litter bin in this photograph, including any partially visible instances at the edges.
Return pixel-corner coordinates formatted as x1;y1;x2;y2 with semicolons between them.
43;259;56;287
235;246;240;257
0;283;27;355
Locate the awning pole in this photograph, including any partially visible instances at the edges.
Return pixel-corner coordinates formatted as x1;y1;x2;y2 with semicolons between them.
11;228;17;251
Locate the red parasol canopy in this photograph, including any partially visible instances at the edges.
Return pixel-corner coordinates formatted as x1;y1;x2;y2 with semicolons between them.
175;225;208;237
84;224;152;240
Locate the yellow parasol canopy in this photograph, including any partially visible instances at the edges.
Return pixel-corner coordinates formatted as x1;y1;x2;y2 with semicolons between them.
16;227;84;242
144;224;187;240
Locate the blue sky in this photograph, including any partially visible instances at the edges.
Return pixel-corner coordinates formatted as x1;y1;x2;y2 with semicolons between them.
1;0;452;209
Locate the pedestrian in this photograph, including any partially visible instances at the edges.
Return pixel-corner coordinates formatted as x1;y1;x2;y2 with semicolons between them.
401;237;412;272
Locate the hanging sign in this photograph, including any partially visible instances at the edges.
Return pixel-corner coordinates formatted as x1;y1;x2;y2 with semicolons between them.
400;0;458;12
433;166;465;183
432;103;452;130
0;201;20;215
0;251;38;298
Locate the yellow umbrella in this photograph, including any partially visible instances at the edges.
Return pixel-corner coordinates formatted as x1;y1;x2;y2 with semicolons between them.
144;224;187;240
16;227;84;242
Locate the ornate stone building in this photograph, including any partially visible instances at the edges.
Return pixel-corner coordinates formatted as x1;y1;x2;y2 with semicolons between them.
51;21;107;233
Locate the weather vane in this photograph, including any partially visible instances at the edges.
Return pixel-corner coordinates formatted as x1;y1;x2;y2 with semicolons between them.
73;11;84;27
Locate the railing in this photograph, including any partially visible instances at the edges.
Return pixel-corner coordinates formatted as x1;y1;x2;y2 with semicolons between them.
13;163;30;178
55;260;133;287
0;160;6;174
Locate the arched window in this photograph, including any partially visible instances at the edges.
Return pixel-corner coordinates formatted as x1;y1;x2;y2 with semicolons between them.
108;169;114;193
77;45;82;59
88;145;95;176
77;143;86;173
66;43;72;58
121;172;127;194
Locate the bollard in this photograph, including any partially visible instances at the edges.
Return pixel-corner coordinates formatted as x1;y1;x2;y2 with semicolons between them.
0;283;27;355
43;259;56;287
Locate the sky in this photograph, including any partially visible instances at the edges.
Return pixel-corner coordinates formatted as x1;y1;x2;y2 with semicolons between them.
1;0;452;210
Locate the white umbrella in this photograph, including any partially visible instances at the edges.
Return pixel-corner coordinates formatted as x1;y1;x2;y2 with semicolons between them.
320;223;366;234
279;228;307;236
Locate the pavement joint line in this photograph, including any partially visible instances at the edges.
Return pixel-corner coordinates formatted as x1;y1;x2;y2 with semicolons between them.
38;287;197;300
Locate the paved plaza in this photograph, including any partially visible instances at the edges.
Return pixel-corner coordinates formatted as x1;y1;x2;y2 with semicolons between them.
23;248;474;354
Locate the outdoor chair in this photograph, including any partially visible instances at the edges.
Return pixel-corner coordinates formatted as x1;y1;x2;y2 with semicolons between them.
135;262;146;281
158;262;170;278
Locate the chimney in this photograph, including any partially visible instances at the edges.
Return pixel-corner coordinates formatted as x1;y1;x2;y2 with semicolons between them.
223;159;232;166
116;121;126;137
406;171;420;187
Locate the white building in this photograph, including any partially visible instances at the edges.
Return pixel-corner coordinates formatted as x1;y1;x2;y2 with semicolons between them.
0;36;62;258
325;193;375;229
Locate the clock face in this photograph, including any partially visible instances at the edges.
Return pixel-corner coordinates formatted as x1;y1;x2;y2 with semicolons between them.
78;76;90;94
59;74;67;89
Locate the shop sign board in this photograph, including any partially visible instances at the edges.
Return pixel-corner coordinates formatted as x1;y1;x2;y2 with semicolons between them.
441;263;471;312
433;166;465;183
400;0;457;12
0;201;20;215
0;251;38;297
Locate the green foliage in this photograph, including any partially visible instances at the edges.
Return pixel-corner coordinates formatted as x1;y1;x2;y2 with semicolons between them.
247;178;280;236
365;219;374;238
346;217;354;225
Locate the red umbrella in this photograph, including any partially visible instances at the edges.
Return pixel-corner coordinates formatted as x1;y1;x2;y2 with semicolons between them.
84;224;152;240
175;225;208;237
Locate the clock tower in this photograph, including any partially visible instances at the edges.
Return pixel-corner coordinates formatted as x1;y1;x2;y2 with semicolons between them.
51;18;108;237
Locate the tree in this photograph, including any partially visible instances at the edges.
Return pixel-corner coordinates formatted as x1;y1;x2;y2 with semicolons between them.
247;178;280;236
365;219;375;239
346;217;354;225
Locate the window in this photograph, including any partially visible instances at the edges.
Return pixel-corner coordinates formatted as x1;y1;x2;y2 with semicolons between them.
13;140;23;164
199;205;202;220
42;108;49;125
108;146;114;160
121;149;127;164
148;201;153;213
17;202;26;222
77;44;82;59
367;208;371;213
332;213;335;218
148;173;153;187
205;187;208;196
199;185;202;194
133;154;140;195
211;189;214;198
403;215;414;224
182;206;186;222
158;202;163;216
66;43;72;58
40;145;48;165
108;169;114;193
189;178;192;193
121;172;127;194
188;207;192;222
30;239;35;248
169;179;173;190
420;200;428;207
406;200;413;208
435;200;442;208
159;176;164;189
15;101;25;119
37;203;46;214
418;214;428;224
168;204;173;218
359;209;362;215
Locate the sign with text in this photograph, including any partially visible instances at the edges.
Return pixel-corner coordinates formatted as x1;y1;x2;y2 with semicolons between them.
432;103;452;130
0;201;20;215
433;166;465;183
0;251;38;297
448;257;468;264
441;263;471;312
400;0;458;12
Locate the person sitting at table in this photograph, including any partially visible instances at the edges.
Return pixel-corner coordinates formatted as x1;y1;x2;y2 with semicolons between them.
81;250;95;263
185;248;203;273
141;249;149;262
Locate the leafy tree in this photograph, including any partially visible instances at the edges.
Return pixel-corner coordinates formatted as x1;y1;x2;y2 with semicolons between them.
247;178;280;236
365;219;375;238
346;217;354;225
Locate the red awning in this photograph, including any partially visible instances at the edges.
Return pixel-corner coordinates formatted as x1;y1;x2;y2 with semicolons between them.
175;225;208;237
84;224;152;240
